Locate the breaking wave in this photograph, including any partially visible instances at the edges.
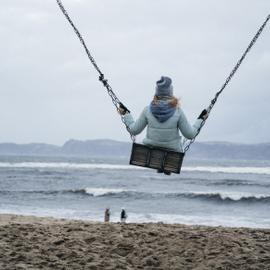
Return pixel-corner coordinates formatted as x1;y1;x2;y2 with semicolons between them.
183;166;270;175
2;188;270;203
63;189;270;203
0;162;269;174
0;162;138;170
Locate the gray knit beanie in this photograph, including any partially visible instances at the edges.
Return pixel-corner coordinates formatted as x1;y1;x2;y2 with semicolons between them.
155;76;173;97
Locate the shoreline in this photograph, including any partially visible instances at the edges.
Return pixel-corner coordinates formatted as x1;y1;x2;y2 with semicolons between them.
0;213;269;229
1;211;268;229
1;214;270;269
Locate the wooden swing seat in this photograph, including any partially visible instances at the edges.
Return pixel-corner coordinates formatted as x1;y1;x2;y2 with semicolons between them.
129;143;184;174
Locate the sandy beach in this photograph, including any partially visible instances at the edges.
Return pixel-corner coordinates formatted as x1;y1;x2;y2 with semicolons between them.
0;215;269;269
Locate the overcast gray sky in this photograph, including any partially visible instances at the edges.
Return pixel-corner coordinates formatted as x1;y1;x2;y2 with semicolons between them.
0;0;269;145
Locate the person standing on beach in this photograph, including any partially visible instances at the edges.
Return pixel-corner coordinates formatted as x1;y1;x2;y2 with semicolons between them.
104;208;110;222
119;76;208;175
120;208;127;223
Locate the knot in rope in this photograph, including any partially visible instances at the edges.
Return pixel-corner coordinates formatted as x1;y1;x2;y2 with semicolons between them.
99;74;108;87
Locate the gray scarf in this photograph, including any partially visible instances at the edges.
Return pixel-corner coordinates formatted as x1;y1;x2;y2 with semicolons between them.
150;100;176;123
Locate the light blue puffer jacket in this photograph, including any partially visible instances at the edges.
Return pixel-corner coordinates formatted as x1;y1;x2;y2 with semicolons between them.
123;106;203;152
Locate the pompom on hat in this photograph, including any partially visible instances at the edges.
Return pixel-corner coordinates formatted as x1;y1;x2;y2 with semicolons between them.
155;76;173;97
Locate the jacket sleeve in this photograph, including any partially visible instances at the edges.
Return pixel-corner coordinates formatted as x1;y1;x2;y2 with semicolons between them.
122;107;148;135
178;109;203;139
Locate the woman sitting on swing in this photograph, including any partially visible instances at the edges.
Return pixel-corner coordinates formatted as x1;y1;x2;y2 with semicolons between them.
119;76;208;170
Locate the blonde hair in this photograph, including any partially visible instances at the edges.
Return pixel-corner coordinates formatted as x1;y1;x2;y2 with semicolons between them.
152;95;180;108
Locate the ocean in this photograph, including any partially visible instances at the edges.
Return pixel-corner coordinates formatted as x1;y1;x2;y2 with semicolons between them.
0;155;269;228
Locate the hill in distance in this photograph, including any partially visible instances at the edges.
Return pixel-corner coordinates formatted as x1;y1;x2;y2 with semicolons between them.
0;139;269;160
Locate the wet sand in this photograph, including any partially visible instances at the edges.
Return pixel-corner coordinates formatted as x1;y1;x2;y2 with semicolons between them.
0;214;270;270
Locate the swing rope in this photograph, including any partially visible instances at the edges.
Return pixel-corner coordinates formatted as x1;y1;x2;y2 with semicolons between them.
183;14;270;152
56;0;269;151
56;0;135;141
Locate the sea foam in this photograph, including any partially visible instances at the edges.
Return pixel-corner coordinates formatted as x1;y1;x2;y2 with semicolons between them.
0;162;269;174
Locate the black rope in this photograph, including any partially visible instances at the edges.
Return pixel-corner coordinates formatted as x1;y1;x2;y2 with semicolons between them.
183;14;270;153
56;0;135;141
